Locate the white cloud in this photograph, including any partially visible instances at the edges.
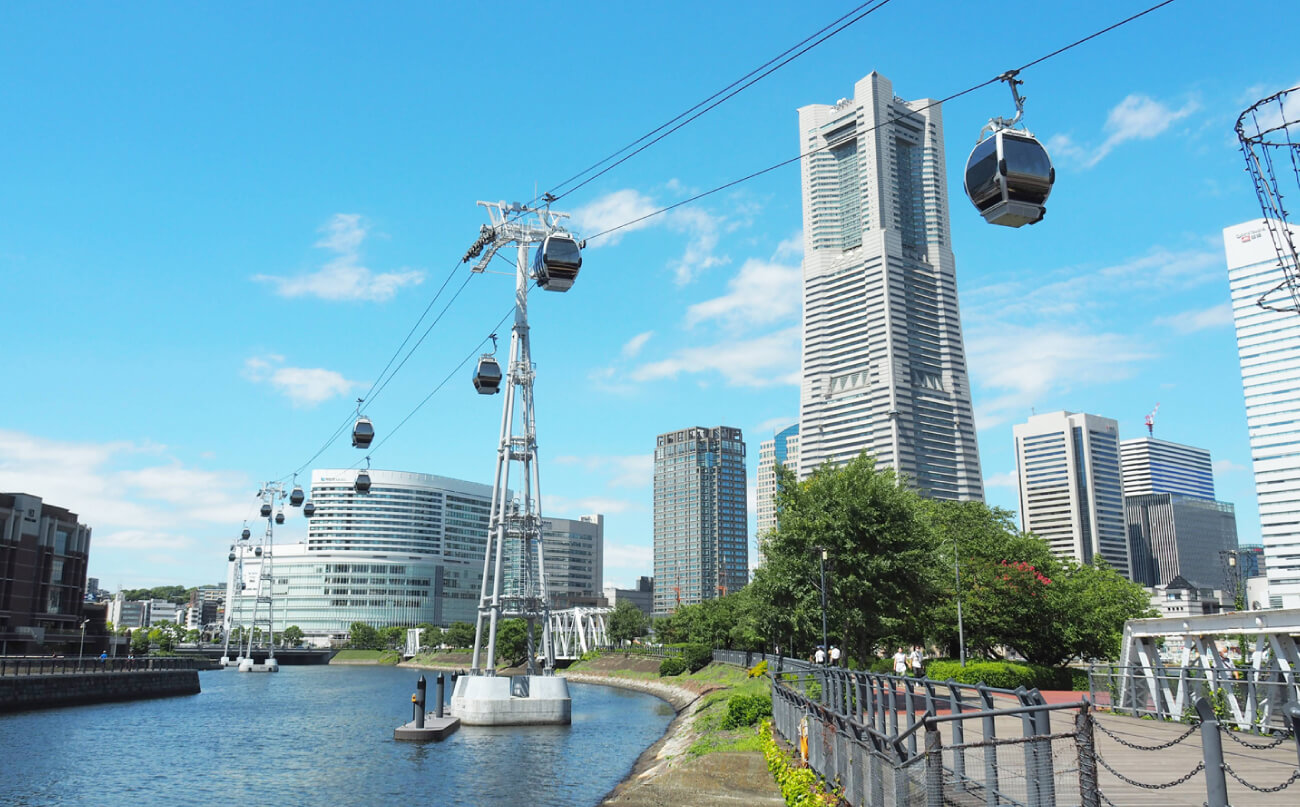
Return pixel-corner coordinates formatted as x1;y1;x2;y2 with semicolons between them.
545;495;643;516
754;415;798;435
685;257;801;328
95;530;198;551
1060;94;1199;168
1097;247;1221;289
631;326;801;388
966;325;1152;429
253;214;424;302
571;190;660;246
666;207;728;286
1155;302;1234;333
243;356;359;407
603;541;653;570
984;471;1019;490
1213;458;1247;475
773;232;804;261
573;188;733;285
553;454;654;488
620;331;654;359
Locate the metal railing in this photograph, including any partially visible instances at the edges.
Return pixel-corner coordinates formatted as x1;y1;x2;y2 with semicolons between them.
0;656;206;675
594;644;685;659
769;667;1095;807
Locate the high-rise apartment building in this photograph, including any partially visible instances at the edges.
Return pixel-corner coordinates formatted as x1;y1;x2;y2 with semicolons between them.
0;493;92;654
1013;412;1131;577
755;423;799;552
1120;438;1216;500
1120;437;1238;588
795;72;982;501
1225;219;1300;608
652;426;748;616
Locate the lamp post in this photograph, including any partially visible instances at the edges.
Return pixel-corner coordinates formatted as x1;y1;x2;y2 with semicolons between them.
78;619;88;672
1223;550;1244;612
954;539;966;667
815;546;829;663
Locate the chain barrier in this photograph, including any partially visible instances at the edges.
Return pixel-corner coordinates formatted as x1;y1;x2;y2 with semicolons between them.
1096;753;1205;790
1223;762;1300;793
1097;790;1119;807
946;730;1080;751
1222;729;1290;750
1092;718;1199;750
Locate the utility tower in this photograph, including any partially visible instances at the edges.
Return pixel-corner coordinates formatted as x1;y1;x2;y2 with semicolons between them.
237;483;284;672
454;200;579;725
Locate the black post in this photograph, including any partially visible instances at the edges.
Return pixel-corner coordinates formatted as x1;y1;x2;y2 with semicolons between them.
1283;701;1300;769
413;675;426;729
818;548;828;662
1195;697;1229;807
435;672;446;719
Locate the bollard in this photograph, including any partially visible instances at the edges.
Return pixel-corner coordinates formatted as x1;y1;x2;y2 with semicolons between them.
435;672;445;719
1283;701;1300;769
1195;697;1229;807
413;675;427;729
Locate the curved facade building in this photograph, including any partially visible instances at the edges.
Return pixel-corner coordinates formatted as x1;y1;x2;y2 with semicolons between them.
228;469;495;644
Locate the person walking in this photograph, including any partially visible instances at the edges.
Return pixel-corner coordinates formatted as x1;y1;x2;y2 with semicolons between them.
829;645;841;666
892;647;907;676
814;646;826;665
909;646;924;678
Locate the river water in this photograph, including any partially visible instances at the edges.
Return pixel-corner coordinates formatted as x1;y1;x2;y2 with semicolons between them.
0;666;675;807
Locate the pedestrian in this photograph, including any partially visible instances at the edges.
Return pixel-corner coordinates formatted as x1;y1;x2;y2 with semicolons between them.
909;646;924;677
98;650;108;663
892;647;907;676
829;645;841;666
814;646;826;665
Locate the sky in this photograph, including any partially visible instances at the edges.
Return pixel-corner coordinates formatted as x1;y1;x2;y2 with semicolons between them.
2;1;1298;591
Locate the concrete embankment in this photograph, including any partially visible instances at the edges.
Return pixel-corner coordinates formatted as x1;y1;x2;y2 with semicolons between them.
0;670;200;713
563;667;784;807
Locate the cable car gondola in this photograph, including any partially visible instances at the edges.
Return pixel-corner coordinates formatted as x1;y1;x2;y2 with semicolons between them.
275;511;285;525
473;355;503;394
241;528;251;541
260;503;272;518
533;233;582;292
303;501;316;518
289;486;305;507
352;415;375;449
228;552;236;562
355;471;371;494
963;71;1054;228
255;546;262;557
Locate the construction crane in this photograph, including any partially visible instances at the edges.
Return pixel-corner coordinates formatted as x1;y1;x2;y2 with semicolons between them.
1144;403;1160;437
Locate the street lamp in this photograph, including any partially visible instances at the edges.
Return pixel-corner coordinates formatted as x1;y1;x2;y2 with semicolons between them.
78;619;88;671
814;546;829;663
1222;550;1244;612
954;539;967;667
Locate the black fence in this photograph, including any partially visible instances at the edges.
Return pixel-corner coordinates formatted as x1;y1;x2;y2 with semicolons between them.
0;656;207;675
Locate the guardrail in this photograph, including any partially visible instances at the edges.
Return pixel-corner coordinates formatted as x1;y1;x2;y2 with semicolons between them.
0;656;206;675
1089;662;1300;733
593;644;685;659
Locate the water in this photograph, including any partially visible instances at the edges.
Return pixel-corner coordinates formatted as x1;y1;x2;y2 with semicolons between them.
0;666;676;807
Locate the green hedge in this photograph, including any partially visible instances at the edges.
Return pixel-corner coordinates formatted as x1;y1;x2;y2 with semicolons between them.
682;643;712;673
925;659;1083;690
659;657;687;676
721;693;773;729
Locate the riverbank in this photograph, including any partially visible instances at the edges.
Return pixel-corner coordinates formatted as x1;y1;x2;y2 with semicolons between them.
563;657;784;807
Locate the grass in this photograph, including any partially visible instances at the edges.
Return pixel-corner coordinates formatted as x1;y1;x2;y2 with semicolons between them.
332;649;401;665
686;674;771;757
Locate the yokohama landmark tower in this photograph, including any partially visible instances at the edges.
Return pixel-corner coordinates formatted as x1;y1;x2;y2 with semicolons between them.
796;72;983;501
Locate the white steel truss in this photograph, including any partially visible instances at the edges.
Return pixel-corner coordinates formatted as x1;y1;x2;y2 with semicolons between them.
1117;609;1300;730
548;607;612;659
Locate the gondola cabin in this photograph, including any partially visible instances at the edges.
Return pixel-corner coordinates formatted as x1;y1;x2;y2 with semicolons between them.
963;129;1054;228
473;355;503;394
241;529;251;540
533;233;582;292
352;416;375;449
303;501;316;518
289;486;305;507
355;471;371;494
260;503;272;518
275;512;285;525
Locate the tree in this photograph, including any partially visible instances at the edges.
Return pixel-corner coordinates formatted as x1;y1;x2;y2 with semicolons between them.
608;600;649;644
444;621;476;649
751;454;940;663
348;622;381;650
415;623;441;650
379;625;407;651
129;629;151;655
496;619;528;662
281;626;304;647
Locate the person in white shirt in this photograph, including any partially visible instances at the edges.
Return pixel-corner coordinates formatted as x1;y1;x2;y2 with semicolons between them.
892;647;907;676
829;646;841;666
909;646;924;677
814;646;826;665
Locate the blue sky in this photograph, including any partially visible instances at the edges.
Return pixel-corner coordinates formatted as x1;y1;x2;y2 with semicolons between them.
2;1;1297;590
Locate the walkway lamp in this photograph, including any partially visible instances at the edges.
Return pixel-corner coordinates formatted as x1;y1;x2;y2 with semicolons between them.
814;546;829;662
78;619;88;671
954;538;966;667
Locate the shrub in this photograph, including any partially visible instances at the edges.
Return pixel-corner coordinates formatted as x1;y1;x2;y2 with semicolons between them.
868;657;896;675
659;657;687;676
721;693;773;729
748;659;769;678
924;660;1079;691
682;643;712;673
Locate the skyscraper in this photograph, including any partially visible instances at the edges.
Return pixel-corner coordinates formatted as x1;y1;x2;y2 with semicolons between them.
755;423;799;555
1119;437;1237;588
1013;411;1131;577
652;426;748;616
795;72;982;501
1225;219;1300;608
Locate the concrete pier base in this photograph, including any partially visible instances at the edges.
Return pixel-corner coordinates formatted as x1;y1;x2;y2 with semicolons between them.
237;658;279;673
394;715;461;741
451;674;571;725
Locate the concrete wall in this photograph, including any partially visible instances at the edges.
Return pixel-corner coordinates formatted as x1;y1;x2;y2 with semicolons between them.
0;670;200;713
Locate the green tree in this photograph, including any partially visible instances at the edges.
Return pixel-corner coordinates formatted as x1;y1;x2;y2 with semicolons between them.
184;629;201;643
496;619;528;662
379;625;407;651
281;625;304;647
415;623;441;650
129;629;152;655
348;622;381;650
608;600;649;644
444;621;476;649
751;455;940;663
